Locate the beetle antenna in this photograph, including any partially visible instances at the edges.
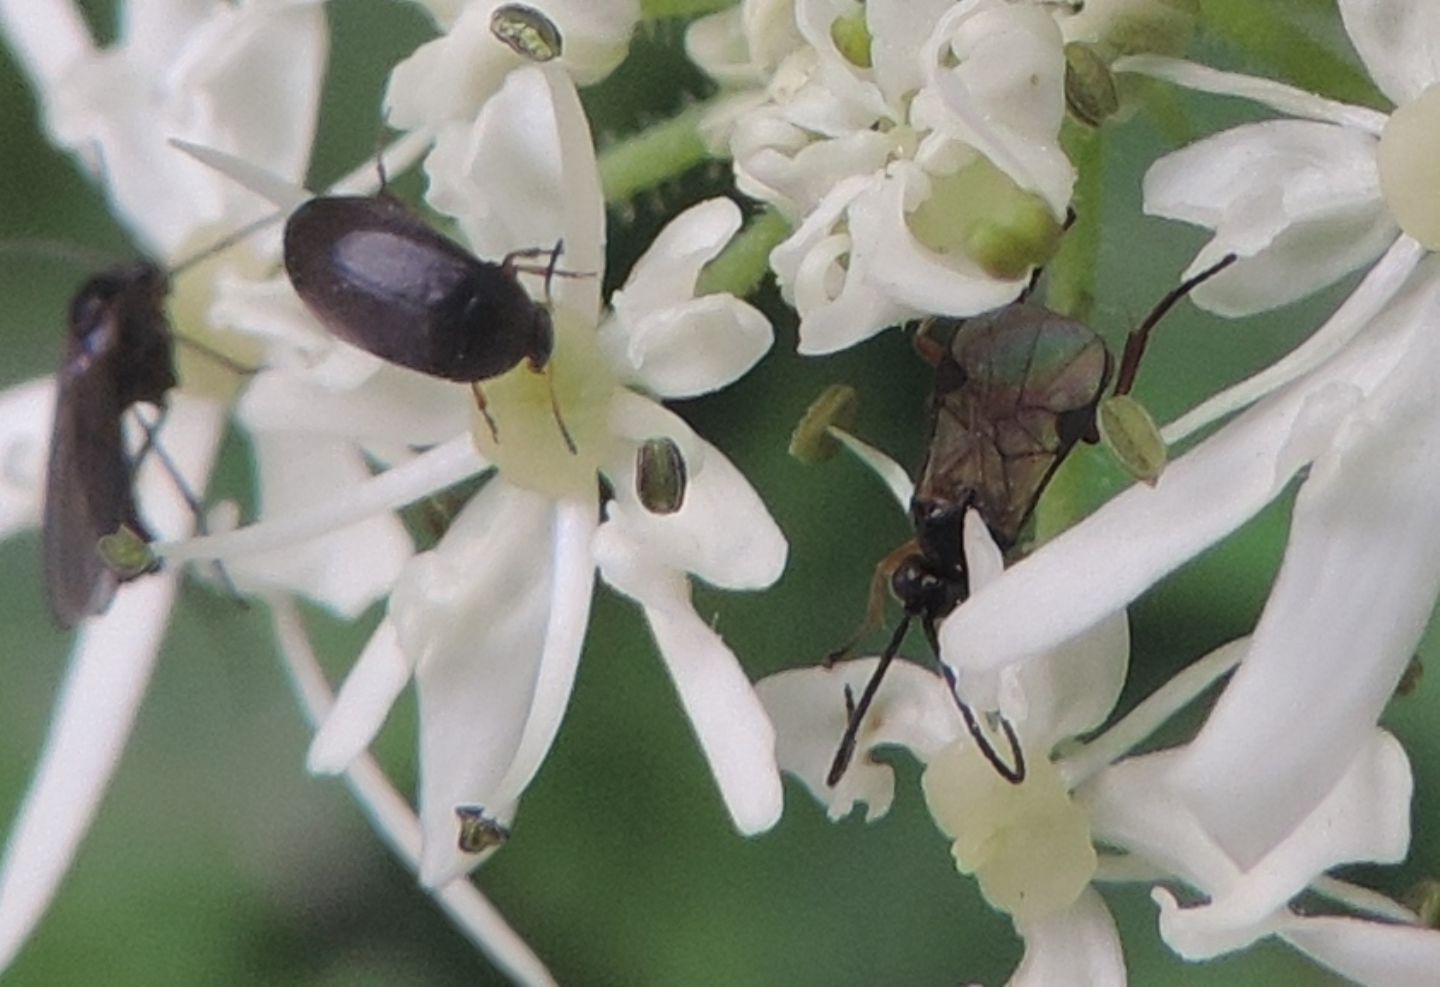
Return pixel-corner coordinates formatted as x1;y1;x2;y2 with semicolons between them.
545;366;578;455
826;613;912;787
169;209;286;278
470;382;501;443
1112;252;1239;397
928;624;1026;784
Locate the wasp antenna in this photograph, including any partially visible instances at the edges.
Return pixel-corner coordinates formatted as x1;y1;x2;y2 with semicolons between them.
1113;252;1239;397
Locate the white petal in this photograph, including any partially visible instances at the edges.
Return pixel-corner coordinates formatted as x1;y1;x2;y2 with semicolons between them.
385;0;637;131
1163;236;1425;443
755;658;963;821
921;1;1073;215
238;366;471;449
603;393;786;590
591;524;783;834
159;434;486;563
1114;55;1389;134
478;497;598;813
862;163;1034;314
605;294;774;399
0;378;54;542
770;173;916;354
397;485;593;886
1003;611;1129;755
308;619;412;774
1281;914;1440;987
270;597;558;987
226;431;412;617
1143;119;1393;315
0;1;93;91
0;575;177;972
939;260;1440;675
1339;0;1440;107
48;1;325;259
1008;889;1125;987
612;197;742;320
1170;283;1440;867
1087;733;1411;962
0;397;223;972
1161;733;1412;958
424;66;603;318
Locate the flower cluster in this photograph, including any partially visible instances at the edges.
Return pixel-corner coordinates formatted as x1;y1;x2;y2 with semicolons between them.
2;0;1439;984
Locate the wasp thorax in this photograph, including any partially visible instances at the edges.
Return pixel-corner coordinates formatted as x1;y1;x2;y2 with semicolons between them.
1379;83;1440;250
470;308;617;497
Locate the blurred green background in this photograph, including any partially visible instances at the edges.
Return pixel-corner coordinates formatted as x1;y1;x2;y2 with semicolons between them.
0;2;1435;984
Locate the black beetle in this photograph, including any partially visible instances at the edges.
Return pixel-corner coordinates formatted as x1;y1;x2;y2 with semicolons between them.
284;195;555;381
826;253;1238;787
282;194;576;449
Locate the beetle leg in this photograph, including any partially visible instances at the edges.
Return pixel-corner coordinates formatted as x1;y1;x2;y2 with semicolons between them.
470;382;501;443
824;538;920;665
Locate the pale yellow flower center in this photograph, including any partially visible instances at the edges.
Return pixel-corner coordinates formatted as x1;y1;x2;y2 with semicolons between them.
1377;83;1440;250
470;308;618;498
169;226;266;402
921;738;1096;923
907;155;1062;280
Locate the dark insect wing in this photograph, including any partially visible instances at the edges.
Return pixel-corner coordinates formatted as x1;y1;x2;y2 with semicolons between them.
916;304;1110;551
283;195;549;382
42;264;175;628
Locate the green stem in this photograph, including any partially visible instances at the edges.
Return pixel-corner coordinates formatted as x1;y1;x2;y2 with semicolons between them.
598;102;715;204
641;0;736;20
696;208;790;299
1046;121;1104;322
1198;0;1387;109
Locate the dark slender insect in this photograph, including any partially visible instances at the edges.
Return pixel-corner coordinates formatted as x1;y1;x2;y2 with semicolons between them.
826;253;1239;787
43;263;176;627
41;215;272;629
282;194;576;451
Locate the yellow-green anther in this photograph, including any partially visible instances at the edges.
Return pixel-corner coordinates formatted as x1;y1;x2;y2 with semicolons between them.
491;3;564;62
830;12;872;69
456;806;511;853
790;384;859;464
97;525;158;579
636;437;688;515
1098;394;1167;486
1064;43;1119;127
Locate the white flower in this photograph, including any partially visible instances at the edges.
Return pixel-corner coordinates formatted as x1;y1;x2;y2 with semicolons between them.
759;514;1437;984
170;65;787;889
0;0;326;972
386;0;639;134
689;0;1075;354
940;0;1440;877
